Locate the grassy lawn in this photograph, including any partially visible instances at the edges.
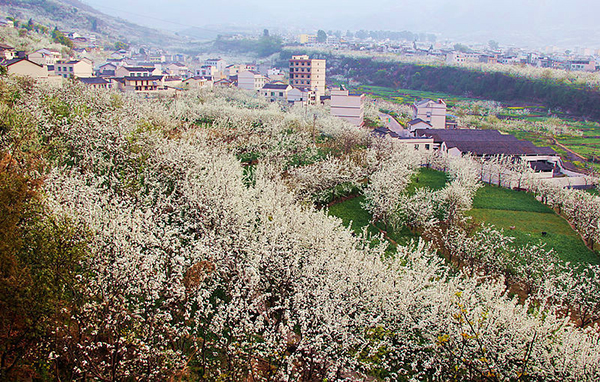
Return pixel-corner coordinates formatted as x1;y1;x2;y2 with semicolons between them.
327;167;447;250
327;195;418;250
467;185;599;264
405;167;449;195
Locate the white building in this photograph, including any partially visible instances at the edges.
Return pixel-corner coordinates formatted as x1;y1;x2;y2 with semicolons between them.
411;99;447;129
205;58;226;75
238;70;269;91
260;83;293;102
115;66;161;78
330;87;365;126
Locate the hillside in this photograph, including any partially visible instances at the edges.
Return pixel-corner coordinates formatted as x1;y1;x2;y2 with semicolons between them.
0;0;186;48
1;72;600;379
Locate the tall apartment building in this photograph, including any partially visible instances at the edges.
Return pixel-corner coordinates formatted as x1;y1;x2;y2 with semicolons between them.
289;55;326;94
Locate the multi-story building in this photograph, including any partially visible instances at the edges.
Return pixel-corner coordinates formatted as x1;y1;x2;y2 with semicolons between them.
55;58;93;78
115;66;161;78
298;34;317;45
411;99;447;129
330;87;365;126
288;55;326;94
568;59;596;72
195;65;217;79
237;70;268;91
28;49;61;66
205;58;226;75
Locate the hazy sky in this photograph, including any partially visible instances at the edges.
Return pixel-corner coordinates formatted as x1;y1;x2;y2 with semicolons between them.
82;0;600;47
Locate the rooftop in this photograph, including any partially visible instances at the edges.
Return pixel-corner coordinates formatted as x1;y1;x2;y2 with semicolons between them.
415;128;556;156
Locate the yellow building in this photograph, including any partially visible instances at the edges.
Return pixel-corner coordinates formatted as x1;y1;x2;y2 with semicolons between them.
298;34;317;44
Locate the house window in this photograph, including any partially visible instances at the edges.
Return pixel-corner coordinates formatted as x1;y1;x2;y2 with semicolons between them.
414;144;419;150
279;92;283;96
70;67;73;71
425;144;430;150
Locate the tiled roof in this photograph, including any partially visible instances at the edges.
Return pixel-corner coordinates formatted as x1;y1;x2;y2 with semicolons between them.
262;83;290;90
407;118;432;126
79;77;108;85
1;58;42;67
124;66;155;72
415;128;556;156
122;75;164;80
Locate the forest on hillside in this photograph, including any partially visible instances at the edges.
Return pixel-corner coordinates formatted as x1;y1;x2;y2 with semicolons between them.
321;55;600;120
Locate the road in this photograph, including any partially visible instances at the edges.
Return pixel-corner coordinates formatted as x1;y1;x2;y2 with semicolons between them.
378;113;406;135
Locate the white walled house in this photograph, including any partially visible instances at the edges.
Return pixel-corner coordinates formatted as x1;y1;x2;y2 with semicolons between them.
115;66;161;78
237;70;268;91
411;99;447;129
0;43;15;60
195;65;217;79
330;87;365;126
260;83;292;102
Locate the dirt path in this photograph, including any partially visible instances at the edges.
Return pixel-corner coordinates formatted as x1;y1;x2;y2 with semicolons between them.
552;137;587;161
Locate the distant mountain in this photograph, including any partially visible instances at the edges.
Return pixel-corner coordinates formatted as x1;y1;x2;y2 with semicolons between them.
0;0;186;48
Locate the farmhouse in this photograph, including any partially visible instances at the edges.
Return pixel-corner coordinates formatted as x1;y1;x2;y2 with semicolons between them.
406;118;432;131
373;126;435;152
1;58;48;78
415;128;561;174
411;99;447;129
260;83;292;102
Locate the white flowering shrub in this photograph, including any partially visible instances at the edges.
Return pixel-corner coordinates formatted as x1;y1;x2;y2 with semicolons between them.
1;77;599;380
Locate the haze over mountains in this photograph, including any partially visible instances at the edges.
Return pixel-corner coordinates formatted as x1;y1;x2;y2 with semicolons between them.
80;0;600;48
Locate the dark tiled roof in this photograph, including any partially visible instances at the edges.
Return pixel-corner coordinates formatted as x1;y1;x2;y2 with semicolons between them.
124;66;155;72
407;118;431;126
1;58;43;67
372;127;400;138
79;77;108;85
415;128;556;156
122;75;163;80
529;160;555;172
262;83;290;90
0;43;14;50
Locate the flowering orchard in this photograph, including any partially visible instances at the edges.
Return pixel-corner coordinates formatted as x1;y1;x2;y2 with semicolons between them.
1;77;599;380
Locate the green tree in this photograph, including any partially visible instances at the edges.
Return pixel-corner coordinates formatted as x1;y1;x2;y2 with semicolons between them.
51;28;73;49
317;29;327;43
488;40;499;50
114;41;129;51
453;43;470;53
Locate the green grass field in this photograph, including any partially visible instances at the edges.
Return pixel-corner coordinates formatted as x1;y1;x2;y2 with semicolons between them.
405;167;449;194
327;168;447;250
329;167;598;264
467;185;599;264
356;85;477;106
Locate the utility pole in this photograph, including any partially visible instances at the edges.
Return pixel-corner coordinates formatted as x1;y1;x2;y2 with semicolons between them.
312;113;316;146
